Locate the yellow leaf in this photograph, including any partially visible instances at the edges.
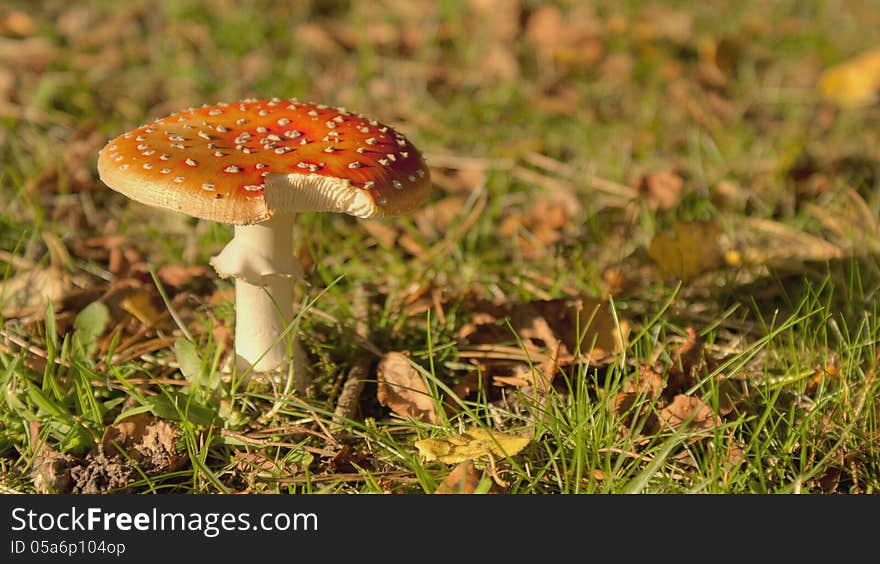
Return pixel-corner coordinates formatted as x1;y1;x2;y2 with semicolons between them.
414;427;531;464
648;220;722;281
819;46;880;107
120;292;167;328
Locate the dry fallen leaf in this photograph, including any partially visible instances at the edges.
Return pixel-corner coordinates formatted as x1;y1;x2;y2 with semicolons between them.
819;46;880;107
0;266;72;318
636;170;685;211
648;220;723;281
658;394;720;433
377;351;439;424
414;427;530;464
609;364;665;432
667;327;704;394
434;460;483;494
157;264;211;287
499;195;578;259
525;4;603;68
119;291;168;328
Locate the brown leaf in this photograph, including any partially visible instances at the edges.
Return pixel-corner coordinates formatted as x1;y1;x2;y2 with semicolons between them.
157;264;211;287
637;171;685;211
658;394;720;433
412;195;468;241
434;460;483;494
377;352;439;424
499;195;580;259
610;364;665;432
525;4;603;68
667;327;703;394
361;220;399;248
1;11;35;36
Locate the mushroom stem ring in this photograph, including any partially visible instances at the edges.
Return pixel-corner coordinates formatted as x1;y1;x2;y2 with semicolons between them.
210;213;305;378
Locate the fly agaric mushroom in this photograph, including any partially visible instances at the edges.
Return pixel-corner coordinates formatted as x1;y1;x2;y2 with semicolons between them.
97;97;431;383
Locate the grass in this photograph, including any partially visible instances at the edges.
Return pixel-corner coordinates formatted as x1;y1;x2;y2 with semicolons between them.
1;0;879;494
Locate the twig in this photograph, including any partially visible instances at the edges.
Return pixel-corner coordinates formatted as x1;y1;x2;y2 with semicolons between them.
333;286;372;425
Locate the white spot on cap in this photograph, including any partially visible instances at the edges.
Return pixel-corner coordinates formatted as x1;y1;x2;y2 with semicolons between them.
202;183;215;191
198;130;211;140
160;154;170;160
185;158;198;167
120;164;129;170
136;144;148;151
244;184;262;191
173;176;185;183
160;168;171;174
417;169;425;178
400;151;409;158
214;151;225;157
284;130;302;138
256;126;268;133
392;180;402;190
216;125;228;133
209;109;223;116
363;181;375;189
348;161;362;169
378;158;389;166
143;163;153;170
386;154;397;162
323;146;336;153
277;118;290;126
236;118;247;125
365;138;377;145
225;165;242;173
255;163;267;169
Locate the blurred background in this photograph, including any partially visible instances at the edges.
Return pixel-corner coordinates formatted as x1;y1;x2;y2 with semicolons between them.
3;0;880;493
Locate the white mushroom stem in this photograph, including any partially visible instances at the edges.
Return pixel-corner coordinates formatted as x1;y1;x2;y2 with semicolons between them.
209;213;309;387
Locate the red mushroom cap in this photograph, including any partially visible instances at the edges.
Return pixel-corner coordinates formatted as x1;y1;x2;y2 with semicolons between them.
97;98;431;224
